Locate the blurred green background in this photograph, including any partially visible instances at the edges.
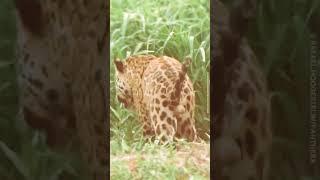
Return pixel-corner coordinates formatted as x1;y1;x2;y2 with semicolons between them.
0;0;94;179
237;0;320;179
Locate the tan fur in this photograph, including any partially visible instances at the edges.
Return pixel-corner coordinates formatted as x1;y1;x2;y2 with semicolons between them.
115;55;197;142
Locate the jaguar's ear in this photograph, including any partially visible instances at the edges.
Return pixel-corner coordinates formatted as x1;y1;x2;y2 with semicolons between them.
114;59;125;73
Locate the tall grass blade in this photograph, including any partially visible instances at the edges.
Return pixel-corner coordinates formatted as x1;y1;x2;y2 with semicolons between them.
0;141;30;179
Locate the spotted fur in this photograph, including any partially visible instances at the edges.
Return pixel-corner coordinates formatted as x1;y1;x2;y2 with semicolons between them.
212;0;272;180
115;55;197;142
15;0;108;179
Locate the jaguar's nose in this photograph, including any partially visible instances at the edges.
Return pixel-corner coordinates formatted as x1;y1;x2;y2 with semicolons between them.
117;95;128;108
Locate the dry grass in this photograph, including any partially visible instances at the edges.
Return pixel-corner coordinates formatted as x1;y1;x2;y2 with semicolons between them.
111;141;210;179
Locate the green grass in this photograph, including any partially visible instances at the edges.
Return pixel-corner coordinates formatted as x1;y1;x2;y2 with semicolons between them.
110;0;210;139
110;0;210;179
